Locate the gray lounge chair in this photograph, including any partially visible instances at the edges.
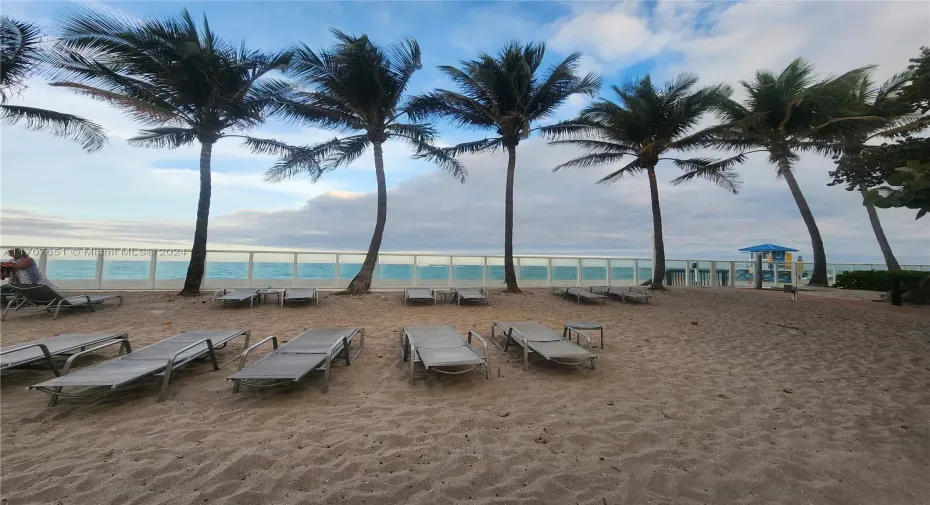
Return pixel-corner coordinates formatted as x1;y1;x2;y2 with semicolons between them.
403;288;436;305
228;327;363;393
281;288;319;307
2;284;123;321
1;333;130;375
590;286;623;300
30;329;251;406
401;325;490;385
553;287;607;305
620;286;652;304
491;321;597;371
211;288;260;309
454;287;489;305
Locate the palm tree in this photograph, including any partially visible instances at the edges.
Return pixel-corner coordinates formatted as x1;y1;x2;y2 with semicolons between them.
406;42;601;292
0;16;105;151
541;74;742;288
264;30;464;294
713;58;872;286
833;72;925;271
45;8;293;295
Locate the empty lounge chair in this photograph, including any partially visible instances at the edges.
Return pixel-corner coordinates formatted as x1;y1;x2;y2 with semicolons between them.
281;288;319;307
30;329;251;406
403;288;436;305
590;286;623;300
620;286;652;304
1;333;130;375
491;321;597;371
2;284;123;321
401;325;490;385
228;327;363;394
553;287;607;305
453;287;489;305
211;288;260;309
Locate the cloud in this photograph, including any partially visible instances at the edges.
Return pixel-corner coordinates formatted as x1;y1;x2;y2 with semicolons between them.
4;138;929;264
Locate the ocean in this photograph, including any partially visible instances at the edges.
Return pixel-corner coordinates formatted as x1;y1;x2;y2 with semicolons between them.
45;260;657;283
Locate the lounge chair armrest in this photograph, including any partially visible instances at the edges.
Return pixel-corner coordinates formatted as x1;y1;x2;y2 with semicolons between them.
60;337;132;376
467;330;490;358
574;330;594;350
235;335;279;370
166;338;219;371
2;343;60;376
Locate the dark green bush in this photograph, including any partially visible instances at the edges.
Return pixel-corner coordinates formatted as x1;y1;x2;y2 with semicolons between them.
834;270;929;291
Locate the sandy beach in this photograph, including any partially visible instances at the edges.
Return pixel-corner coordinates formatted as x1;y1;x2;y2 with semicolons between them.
0;287;927;505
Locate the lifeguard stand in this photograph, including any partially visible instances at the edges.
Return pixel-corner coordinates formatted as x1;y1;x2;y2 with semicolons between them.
737;244;800;286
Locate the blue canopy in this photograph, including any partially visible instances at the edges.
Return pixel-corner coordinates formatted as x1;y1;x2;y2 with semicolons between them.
738;244;799;253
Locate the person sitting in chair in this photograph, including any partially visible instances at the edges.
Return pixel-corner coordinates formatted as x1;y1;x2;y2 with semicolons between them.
3;249;55;287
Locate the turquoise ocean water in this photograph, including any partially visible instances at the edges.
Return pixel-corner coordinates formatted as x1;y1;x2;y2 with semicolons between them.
45;260;656;282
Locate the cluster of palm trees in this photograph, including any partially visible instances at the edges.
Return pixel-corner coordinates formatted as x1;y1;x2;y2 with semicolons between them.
2;9;924;295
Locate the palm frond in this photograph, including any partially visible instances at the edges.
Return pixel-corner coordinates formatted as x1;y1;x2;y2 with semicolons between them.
443;137;504;157
127;127;195;148
237;135;306;157
667;157;743;194
1;104;107;152
264;136;359;183
0;16;42;101
554;152;631;172
595;158;647;184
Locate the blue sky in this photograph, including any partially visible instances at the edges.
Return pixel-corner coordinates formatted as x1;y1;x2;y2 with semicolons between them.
1;1;929;264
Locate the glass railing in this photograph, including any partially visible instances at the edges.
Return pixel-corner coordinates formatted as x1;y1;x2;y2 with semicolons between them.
2;246;925;290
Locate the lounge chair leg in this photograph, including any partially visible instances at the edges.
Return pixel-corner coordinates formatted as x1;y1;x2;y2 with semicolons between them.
409;342;416;386
523;343;529;371
158;367;174;402
116;295;124;307
47;387;63;407
600;328;604;350
322;355;333;393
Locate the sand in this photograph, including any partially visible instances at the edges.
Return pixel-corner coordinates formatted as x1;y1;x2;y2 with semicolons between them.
0;287;927;505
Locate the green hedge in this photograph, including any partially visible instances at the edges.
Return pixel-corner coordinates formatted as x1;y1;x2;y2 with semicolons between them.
834;270;928;291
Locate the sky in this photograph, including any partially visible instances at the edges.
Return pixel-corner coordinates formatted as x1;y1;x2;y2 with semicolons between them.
1;0;929;264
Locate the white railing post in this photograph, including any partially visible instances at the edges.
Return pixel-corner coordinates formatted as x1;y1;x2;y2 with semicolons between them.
247;252;254;288
576;258;582;287
830;263;836;286
710;261;717;287
606;261;612;286
149;251;157;289
792;261;800;287
448;256;454;288
292;253;298;287
39;250;48;274
482;256;487;287
412;255;418;287
334;254;340;288
515;257;521;284
633;259;639;286
728;261;735;288
94;250;104;289
685;261;692;287
547;258;552;287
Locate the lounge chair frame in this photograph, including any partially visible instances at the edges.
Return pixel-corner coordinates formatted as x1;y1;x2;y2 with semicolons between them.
403;288;436;305
401;326;491;385
590;286;651;304
491;321;597;371
30;330;251;406
453;287;490;306
2;284;123;321
1;333;131;375
280;288;320;307
211;288;260;309
229;327;364;393
552;287;607;305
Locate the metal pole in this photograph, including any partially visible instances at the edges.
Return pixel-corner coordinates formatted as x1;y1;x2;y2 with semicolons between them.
754;255;763;289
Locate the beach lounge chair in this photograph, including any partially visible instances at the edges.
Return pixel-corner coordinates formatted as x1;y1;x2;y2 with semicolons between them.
553;287;607;305
491;321;597;371
403;288;436;305
281;288;319;307
211;288;260;309
620;286;652;304
30;329;251;406
1;333;130;375
401;326;490;385
453;287;489;305
589;286;623;300
2;284;123;321
228;327;363;393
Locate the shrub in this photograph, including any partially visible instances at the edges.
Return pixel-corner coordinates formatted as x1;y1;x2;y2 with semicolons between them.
834;270;929;291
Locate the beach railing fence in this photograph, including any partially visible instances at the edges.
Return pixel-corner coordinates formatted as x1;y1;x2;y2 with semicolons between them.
2;246;928;291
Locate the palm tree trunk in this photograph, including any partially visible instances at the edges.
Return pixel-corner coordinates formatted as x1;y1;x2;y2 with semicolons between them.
346;140;387;294
647;166;666;289
504;144;520;292
859;183;901;271
180;141;214;296
779;158;828;285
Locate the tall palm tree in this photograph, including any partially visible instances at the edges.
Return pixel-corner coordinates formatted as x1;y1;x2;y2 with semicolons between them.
0;16;105;151
406;42;601;292
264;30;464;294
45;8;293;295
541;74;742;288
834;72;925;271
713;58;872;286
